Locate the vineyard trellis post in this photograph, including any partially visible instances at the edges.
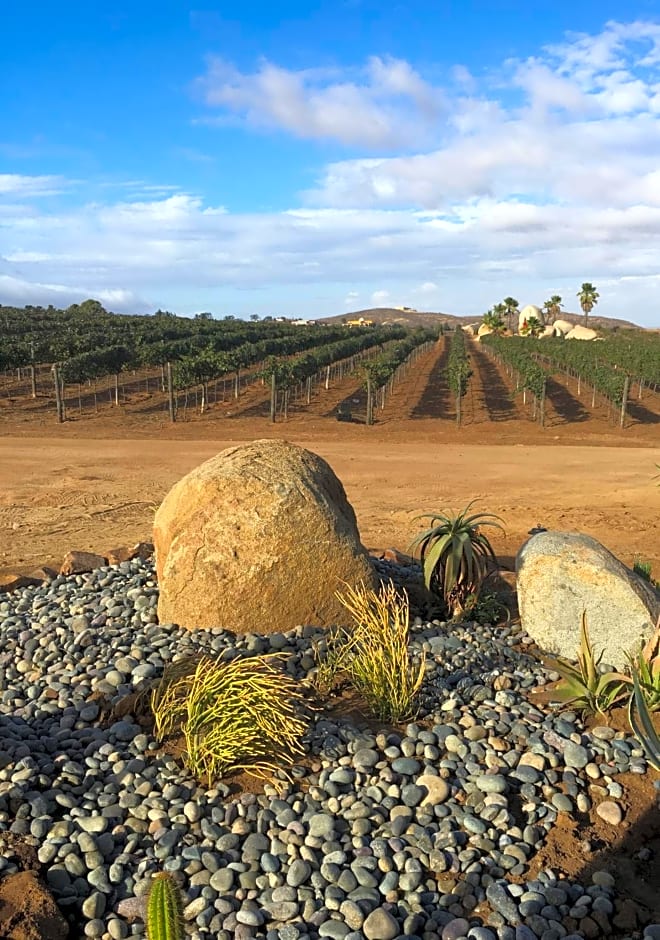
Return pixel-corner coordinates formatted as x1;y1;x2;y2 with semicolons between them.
620;375;630;428
166;362;176;423
52;364;65;423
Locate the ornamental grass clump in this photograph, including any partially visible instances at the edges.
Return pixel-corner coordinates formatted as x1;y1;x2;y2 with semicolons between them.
151;653;309;786
329;581;425;723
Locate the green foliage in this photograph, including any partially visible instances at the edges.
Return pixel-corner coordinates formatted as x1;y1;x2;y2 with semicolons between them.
445;329;472;402
313;581;425;722
543;295;563;320
481;334;547;404
633;558;654;584
541;613;628;716
146;872;185;940
409;501;503;618
577;282;599;321
621;620;660;713
471;590;510;626
520;315;543;337
482;310;505;333
151;654;309;786
629;671;660;770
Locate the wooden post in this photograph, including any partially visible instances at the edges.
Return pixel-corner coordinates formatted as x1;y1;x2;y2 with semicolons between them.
29;364;37;399
52;364;64;423
166;361;176;422
366;377;374;425
270;372;276;423
619;375;630;428
539;380;546;427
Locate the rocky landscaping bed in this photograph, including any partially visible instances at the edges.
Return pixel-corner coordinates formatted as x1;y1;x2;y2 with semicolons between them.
0;552;659;940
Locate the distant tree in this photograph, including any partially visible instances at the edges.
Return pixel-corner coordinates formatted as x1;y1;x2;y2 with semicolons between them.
250;314;260;321
195;311;213;320
577;283;599;326
482;309;505;334
77;299;107;316
543;295;563;321
502;297;519;332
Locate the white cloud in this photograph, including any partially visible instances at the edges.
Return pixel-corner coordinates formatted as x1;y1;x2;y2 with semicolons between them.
3;22;660;325
197;55;443;148
0;174;66;197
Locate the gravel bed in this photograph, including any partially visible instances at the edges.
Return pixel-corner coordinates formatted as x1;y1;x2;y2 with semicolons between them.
0;557;658;940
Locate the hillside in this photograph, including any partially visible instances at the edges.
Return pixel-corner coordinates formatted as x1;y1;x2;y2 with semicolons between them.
319;307;643;330
319;307;461;328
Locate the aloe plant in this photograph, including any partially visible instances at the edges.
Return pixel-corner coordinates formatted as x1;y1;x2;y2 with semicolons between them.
542;612;628;716
629;672;660;770
146;872;185;940
409;501;503;618
622;618;660;712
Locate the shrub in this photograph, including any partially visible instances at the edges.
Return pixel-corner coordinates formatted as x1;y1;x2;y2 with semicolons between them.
409;501;503;618
146;872;185;940
629;671;660;770
621;618;660;713
314;581;425;723
540;612;628;716
151;653;309;785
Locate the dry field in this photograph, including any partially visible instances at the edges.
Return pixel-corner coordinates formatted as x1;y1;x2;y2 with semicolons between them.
1;338;659;577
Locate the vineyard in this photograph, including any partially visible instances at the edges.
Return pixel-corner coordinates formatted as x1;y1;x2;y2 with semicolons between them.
0;303;659;435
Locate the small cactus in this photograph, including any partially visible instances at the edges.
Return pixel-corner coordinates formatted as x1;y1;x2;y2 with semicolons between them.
146;872;185;940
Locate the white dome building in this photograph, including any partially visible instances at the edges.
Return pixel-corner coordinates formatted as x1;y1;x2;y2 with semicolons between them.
518;304;544;333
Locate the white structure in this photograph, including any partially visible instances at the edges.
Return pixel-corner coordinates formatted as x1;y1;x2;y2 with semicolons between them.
518;304;544;333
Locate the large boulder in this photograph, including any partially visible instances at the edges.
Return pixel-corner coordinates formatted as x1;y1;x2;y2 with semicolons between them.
552;318;573;335
516;531;660;668
565;324;599;340
154;439;378;632
518;304;544;332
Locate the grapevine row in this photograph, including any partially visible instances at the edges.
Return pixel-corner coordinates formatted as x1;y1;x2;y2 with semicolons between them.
481;335;547;425
361;328;439;425
445;329;472;425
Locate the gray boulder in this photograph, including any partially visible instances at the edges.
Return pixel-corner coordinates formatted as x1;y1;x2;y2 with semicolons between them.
516;531;659;668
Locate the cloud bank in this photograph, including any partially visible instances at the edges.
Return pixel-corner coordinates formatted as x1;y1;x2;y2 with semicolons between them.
2;21;660;324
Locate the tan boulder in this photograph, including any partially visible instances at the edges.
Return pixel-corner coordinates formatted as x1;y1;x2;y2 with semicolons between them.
552;319;573;335
565;325;599;340
0;573;41;594
59;551;107;576
106;546;132;566
477;324;493;339
154;439;378;632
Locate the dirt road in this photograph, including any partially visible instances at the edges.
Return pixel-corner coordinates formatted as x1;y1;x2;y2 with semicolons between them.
1;435;658;577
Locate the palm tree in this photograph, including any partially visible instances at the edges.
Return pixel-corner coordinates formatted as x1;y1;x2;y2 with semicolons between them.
577;283;599;326
482;309;506;334
521;315;543;337
543;295;563;322
502;297;519;333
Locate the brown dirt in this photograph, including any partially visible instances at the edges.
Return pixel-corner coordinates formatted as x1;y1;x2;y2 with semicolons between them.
1;349;660;577
522;769;660;925
0;871;69;940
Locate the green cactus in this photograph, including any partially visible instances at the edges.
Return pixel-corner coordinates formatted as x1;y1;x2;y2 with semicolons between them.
146;872;185;940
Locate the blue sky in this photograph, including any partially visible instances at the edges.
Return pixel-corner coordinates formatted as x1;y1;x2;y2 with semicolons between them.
2;2;660;325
